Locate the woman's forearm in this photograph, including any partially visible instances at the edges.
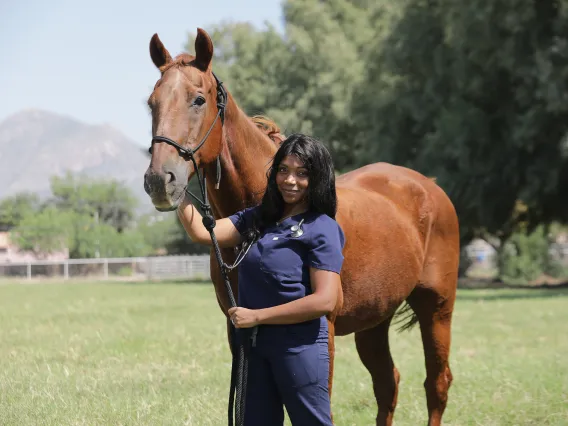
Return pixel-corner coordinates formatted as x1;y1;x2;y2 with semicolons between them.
176;195;243;248
177;198;212;245
256;293;334;325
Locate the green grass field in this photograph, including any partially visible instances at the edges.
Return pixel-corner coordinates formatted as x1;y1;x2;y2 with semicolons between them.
0;282;566;426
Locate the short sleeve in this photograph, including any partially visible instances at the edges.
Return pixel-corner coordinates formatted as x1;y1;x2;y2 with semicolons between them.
307;216;346;274
228;206;259;236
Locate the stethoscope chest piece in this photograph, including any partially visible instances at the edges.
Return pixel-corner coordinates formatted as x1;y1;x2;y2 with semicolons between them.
290;219;305;238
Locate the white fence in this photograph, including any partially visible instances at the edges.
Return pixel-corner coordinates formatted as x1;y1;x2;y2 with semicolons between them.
0;255;211;282
1;243;567;283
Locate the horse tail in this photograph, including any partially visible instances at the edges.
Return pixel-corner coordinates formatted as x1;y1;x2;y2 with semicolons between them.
392;302;419;332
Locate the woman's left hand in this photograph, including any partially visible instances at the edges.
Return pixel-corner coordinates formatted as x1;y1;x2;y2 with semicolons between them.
228;307;260;328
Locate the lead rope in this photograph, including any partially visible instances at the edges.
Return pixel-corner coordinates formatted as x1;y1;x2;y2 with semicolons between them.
177;83;254;425
185;161;255;426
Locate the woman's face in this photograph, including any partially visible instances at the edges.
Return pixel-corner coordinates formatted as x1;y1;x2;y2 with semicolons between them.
275;155;309;206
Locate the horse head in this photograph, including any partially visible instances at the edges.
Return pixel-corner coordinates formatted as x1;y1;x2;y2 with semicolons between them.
144;28;224;211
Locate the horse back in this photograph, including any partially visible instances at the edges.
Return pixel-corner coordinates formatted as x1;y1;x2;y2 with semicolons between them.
336;162;449;249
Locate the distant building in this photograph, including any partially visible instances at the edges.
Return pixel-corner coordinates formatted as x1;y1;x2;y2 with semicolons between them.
465;238;497;266
0;232;69;263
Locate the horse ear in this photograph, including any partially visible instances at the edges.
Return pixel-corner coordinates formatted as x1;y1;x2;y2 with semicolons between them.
194;28;213;71
150;33;172;70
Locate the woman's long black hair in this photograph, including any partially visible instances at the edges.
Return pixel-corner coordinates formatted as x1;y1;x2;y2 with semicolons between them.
249;133;338;237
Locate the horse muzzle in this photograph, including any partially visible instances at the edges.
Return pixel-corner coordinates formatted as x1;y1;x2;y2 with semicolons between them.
144;165;188;211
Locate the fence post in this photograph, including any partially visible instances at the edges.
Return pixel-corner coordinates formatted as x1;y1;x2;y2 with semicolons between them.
64;261;69;280
103;259;108;280
147;258;153;281
27;262;31;281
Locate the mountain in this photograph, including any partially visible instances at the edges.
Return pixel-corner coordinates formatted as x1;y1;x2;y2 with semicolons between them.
0;109;153;211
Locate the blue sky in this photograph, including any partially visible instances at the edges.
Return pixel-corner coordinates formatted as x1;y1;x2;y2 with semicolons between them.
0;0;283;146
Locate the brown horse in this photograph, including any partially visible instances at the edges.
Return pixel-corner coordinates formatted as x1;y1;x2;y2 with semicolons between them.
143;28;459;426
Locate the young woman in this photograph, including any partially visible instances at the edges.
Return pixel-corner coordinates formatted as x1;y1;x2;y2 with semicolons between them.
177;133;345;425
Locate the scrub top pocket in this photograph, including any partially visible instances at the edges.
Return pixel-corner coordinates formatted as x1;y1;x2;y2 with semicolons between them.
259;235;306;280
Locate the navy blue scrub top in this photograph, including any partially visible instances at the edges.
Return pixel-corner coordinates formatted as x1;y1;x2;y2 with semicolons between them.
228;206;345;346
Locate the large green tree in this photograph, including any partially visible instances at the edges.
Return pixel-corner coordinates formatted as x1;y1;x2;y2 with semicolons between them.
0;193;41;231
10;206;73;257
355;0;568;242
49;172;138;233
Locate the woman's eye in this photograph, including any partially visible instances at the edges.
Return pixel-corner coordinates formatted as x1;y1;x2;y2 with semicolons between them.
193;96;206;106
278;167;287;173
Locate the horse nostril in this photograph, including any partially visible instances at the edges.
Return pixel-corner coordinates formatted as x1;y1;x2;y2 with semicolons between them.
165;172;176;185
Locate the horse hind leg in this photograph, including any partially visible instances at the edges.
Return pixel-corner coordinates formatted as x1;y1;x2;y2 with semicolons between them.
407;266;457;426
355;318;400;426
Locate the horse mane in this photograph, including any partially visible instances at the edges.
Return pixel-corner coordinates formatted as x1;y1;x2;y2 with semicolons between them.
251;115;285;145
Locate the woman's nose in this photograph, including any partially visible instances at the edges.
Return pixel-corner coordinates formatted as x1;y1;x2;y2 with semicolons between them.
284;174;296;185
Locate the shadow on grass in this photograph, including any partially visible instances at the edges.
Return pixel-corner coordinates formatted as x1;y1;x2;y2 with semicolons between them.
458;288;568;301
457;278;568;301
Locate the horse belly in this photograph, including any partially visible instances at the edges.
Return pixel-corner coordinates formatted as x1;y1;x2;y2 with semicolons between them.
333;190;426;336
334;255;421;336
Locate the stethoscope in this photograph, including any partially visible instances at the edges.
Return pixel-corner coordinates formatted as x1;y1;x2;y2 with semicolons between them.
290;218;305;238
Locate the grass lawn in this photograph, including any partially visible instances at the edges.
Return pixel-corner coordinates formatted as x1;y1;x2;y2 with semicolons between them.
0;282;566;425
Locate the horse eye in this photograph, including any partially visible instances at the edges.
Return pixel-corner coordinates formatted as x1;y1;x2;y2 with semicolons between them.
193;96;206;106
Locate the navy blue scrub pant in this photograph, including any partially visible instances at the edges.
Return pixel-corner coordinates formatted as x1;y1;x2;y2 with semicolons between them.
243;340;332;425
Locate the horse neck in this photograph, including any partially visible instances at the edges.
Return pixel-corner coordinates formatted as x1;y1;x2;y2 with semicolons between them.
204;93;276;218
